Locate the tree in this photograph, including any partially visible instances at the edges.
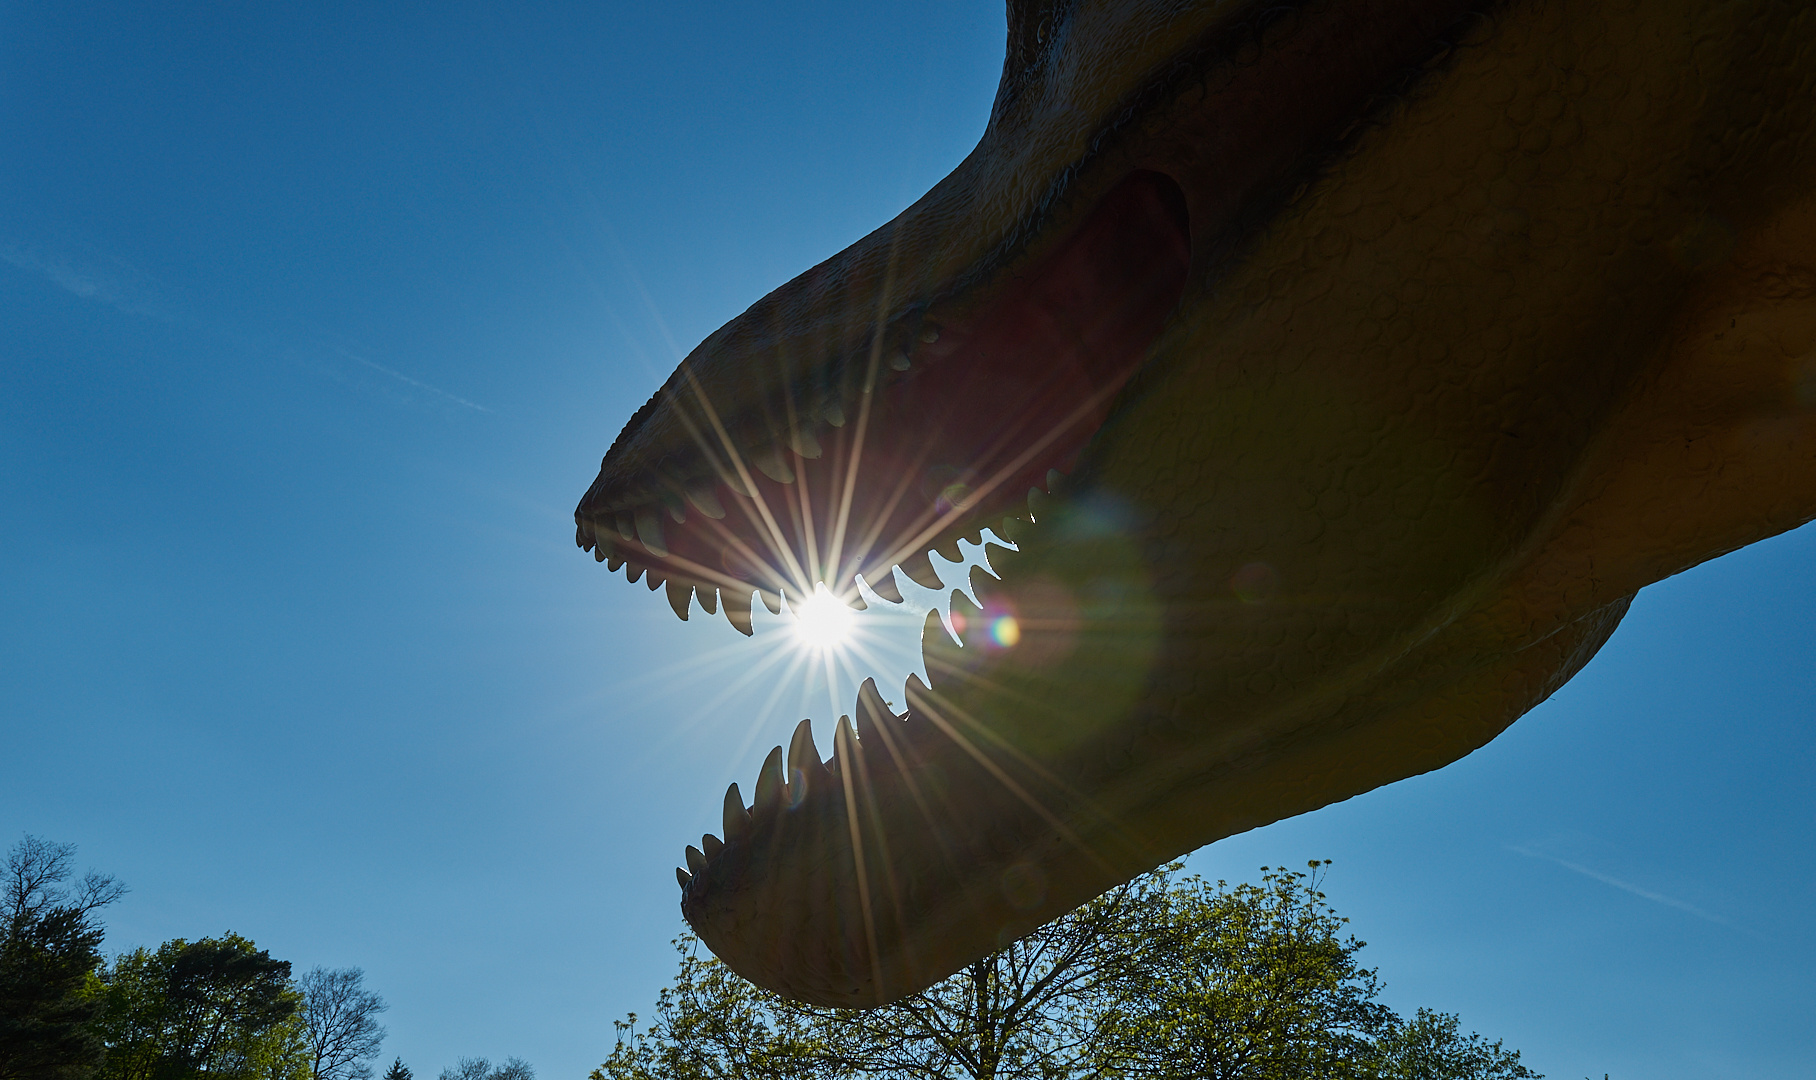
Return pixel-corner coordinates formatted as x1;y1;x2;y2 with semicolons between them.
1088;862;1396;1078
437;1059;534;1080
1367;1009;1540;1080
381;1060;411;1080
93;933;307;1080
593;863;1544;1080
298;968;387;1080
0;835;126;1080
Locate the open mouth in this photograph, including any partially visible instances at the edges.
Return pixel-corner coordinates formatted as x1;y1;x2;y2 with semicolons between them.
574;0;1525;1007
575;168;1190;629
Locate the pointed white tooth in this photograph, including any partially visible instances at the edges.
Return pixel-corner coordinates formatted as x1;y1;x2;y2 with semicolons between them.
920;325;941;343
685;845;706;875
721;589;754;636
750;447;795;484
722;783;751;841
856;677;897;723
788;718;827;794
790;428;822;459
667;500;687;524
821;400;846;427
888;349;911;371
686;484;726;519
676;867;692;890
634;506;668;557
753;746;784;816
615;512;636;543
665;578;692;621
701;833;723;859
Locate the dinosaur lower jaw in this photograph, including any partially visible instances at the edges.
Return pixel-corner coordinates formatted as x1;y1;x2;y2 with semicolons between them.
674;496;1181;1007
574;168;1191;628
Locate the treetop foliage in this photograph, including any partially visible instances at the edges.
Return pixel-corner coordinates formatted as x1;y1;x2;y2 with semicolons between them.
593;861;1542;1080
2;836;398;1080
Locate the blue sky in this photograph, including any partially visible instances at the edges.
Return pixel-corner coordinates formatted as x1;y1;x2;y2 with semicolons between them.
2;4;1811;1078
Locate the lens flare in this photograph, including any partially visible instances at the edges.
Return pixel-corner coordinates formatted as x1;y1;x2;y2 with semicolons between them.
792;585;856;651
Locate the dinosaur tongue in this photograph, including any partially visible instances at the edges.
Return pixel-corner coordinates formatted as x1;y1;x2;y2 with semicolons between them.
581;169;1190;618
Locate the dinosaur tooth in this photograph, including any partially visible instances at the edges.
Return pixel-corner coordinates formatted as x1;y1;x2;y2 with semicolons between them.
606;554;624;572
1026;486;1051;521
575;522;590;549
1045;468;1067;494
666;499;687;524
722;782;752;841
787;717;828;795
721;588;754;636
750;446;795;484
634;506;668;557
888;349;912;371
593;544;607;563
753;745;785;817
695;585;718;616
999;514;1030;544
919;325;941;344
675;867;690;890
685;844;707;875
686;484;726;520
665;578;692;621
789;428;823;460
701;833;723;860
721;470;754;498
615;511;636;543
645;569;665;592
625;562;644;585
832;714;858;775
821;400;846;427
898;551;943;589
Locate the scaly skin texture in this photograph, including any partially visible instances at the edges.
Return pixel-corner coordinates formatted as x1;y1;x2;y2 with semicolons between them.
575;0;1816;1006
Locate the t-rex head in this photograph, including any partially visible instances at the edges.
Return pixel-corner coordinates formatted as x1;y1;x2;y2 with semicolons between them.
576;0;1816;1006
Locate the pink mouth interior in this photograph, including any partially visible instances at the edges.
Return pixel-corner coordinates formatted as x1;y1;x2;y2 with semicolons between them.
613;170;1191;610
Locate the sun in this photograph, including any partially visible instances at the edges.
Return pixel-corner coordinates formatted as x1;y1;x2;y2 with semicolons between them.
791;585;856;651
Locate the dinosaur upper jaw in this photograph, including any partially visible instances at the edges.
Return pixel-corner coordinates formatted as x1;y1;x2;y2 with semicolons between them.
574;167;1191;625
573;0;1483;623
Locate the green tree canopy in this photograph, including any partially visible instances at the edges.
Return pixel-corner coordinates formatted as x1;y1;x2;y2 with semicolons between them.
0;835;126;1080
94;933;308;1080
593;862;1541;1080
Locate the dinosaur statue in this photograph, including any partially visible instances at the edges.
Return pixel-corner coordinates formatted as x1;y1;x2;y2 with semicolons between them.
575;0;1816;1006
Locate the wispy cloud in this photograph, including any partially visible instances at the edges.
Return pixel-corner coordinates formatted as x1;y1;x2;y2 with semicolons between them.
334;348;493;414
1;242;173;321
1506;844;1734;927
